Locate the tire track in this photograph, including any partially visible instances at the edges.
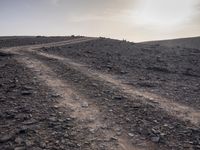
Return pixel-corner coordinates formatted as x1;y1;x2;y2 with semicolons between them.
35;51;200;126
0;37;97;54
16;55;113;149
1;38;200;149
15;54;149;150
26;50;200;149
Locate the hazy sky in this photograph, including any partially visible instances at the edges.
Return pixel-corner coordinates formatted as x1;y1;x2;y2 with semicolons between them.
0;0;200;42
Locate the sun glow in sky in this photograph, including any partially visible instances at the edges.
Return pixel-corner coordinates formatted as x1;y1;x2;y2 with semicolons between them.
134;0;197;26
0;0;200;42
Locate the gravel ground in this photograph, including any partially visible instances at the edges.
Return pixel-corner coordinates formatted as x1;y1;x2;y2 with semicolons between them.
30;51;200;149
0;36;81;48
142;36;200;49
40;38;200;109
0;52;82;150
0;37;200;150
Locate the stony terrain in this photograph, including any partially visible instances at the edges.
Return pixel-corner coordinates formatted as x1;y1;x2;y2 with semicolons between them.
142;36;200;49
0;36;81;48
0;36;200;150
41;38;200;109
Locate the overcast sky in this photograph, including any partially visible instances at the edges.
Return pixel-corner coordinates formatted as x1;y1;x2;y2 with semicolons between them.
0;0;200;42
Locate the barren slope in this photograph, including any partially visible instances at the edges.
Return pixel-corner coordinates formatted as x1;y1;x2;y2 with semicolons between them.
41;38;200;109
0;36;81;48
141;36;200;49
0;37;200;150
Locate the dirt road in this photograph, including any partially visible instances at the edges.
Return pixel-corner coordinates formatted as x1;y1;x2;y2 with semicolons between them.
0;37;200;150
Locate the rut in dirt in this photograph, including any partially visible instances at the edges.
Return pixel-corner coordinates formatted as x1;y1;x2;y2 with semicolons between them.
21;49;200;149
15;53;152;150
0;38;138;150
33;51;200;126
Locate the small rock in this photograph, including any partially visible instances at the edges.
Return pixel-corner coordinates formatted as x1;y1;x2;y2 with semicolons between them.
91;83;98;87
0;134;15;143
21;90;32;95
133;103;142;108
95;93;102;97
81;102;89;107
25;140;34;147
113;95;123;100
22;86;33;90
89;128;95;134
40;142;47;148
18;126;29;134
23;119;37;125
111;137;118;140
15;137;24;144
115;128;121;132
88;117;95;122
5;112;15;119
58;119;64;122
151;128;160;134
116;132;122;136
120;70;128;74
163;123;168;127
51;93;60;98
65;118;72;121
125;117;130;122
15;114;30;121
151;136;160;142
14;147;26;150
53;105;59;108
55;140;59;144
49;117;57;122
64;132;69;138
128;133;134;137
